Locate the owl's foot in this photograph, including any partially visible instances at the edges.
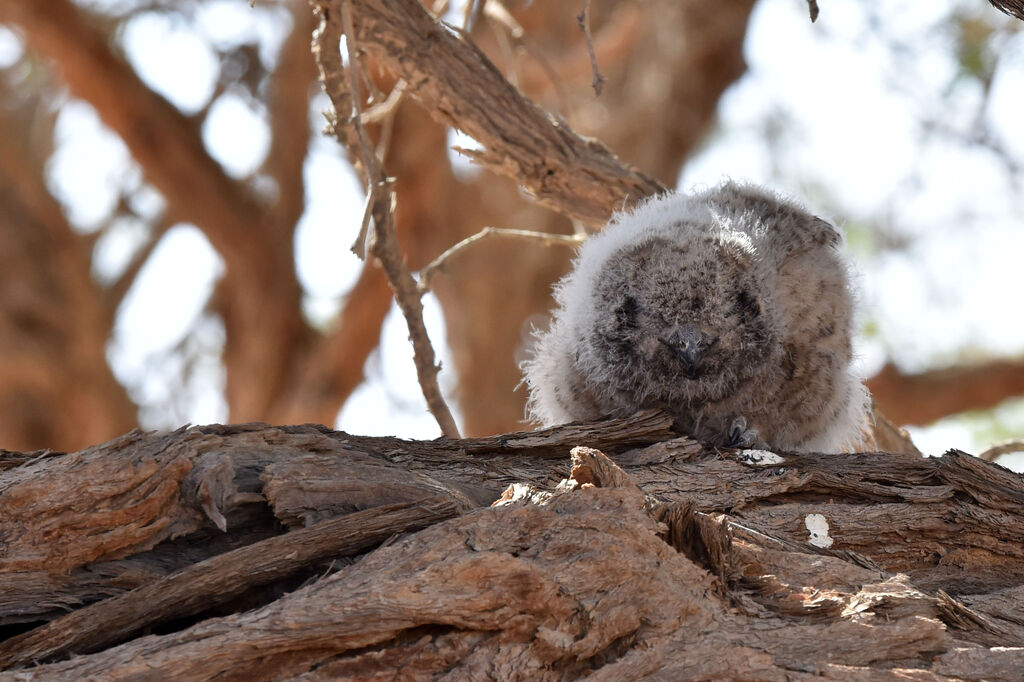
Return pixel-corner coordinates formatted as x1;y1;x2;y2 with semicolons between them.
726;415;760;449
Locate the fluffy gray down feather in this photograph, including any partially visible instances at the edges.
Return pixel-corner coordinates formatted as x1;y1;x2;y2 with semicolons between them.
522;181;870;453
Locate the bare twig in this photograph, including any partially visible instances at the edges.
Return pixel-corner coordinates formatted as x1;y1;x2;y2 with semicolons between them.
333;0;461;439
483;1;571;117
576;0;605;96
360;79;406;125
417;227;584;293
807;0;820;22
371;80;406;161
977;440;1024;463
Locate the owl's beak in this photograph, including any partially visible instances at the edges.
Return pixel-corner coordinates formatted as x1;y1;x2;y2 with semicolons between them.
659;324;707;379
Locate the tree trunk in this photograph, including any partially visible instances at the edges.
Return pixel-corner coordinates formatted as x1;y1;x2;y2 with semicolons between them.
0;415;1022;679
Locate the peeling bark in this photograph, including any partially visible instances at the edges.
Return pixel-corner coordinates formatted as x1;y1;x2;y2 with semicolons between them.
2;416;1024;679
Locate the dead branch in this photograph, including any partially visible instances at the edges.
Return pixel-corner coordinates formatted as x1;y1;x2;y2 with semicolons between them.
0;501;457;667
417;227;584;292
340;1;459;438
576;0;605;96
334;0;666;227
978;440;1024;462
309;0;460;438
3;418;1024;678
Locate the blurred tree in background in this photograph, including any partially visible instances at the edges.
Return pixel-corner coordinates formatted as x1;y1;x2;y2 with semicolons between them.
0;0;1021;453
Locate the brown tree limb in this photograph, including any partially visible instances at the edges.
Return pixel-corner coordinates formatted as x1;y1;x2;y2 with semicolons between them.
274;262;393;426
263;2;318;240
0;0;260;257
339;2;459;438
338;0;667;226
867;359;1024;426
0;411;674;624
0;500;458;667
103;209;181;311
4;425;1024;678
0;108;137;451
1;0;309;422
989;0;1024;20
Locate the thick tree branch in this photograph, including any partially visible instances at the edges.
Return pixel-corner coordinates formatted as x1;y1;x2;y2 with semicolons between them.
0;111;137;450
264;3;319;240
0;0;310;422
337;0;667;226
0;0;260;255
0;501;458;667
867;359;1024;426
2;417;1024;677
989;0;1024;20
275;262;393;425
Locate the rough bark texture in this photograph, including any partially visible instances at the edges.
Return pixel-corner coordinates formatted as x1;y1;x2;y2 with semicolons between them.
1;416;1023;679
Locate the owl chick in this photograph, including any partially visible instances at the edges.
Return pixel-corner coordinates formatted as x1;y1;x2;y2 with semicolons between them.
522;181;869;453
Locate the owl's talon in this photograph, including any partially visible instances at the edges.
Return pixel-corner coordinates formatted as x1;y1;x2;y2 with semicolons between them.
727;416;758;448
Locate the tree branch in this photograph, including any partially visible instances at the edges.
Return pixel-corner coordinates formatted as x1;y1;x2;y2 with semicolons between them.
263;3;319;239
337;0;666;226
0;0;260;256
0;501;458;667
1;0;310;422
867;359;1024;426
310;0;460;438
576;0;605;96
988;0;1024;20
0;108;138;450
417;226;583;292
274;261;393;426
3;417;1024;677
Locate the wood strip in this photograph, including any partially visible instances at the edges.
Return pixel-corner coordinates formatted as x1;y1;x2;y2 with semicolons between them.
0;500;458;667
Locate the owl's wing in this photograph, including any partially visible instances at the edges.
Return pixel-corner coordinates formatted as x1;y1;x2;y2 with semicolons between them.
522;319;606;426
701;181;868;453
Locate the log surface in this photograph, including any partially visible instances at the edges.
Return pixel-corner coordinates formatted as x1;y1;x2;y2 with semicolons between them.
1;414;1023;679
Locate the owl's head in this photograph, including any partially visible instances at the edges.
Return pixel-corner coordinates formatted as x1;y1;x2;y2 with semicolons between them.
582;231;781;405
